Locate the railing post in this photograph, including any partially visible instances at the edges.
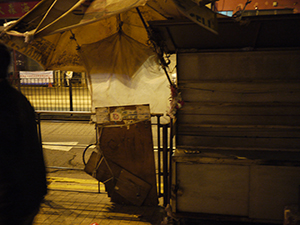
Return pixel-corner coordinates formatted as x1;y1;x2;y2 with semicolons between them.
156;115;162;198
168;118;174;206
163;124;168;206
69;81;73;111
17;73;21;91
36;112;42;146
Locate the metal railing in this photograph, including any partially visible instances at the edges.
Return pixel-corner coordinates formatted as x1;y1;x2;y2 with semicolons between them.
13;74;175;205
36;111;174;206
157;118;175;206
11;76;91;112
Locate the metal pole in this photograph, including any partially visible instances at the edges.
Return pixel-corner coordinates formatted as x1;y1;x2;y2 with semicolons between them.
136;7;173;87
157;115;162;197
168;119;173;205
36;112;42;146
69;81;73;111
163;124;168;206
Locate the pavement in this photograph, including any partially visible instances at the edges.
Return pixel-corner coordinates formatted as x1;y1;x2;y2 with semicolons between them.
35;120;169;225
34;120;278;225
35;117;293;225
34;189;166;225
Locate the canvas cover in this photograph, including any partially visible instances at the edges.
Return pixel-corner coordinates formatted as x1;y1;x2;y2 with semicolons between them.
0;0;182;72
90;54;176;123
0;0;212;118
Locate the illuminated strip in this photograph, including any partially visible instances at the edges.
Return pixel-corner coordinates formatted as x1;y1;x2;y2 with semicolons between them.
47;176;102;191
42;142;78;151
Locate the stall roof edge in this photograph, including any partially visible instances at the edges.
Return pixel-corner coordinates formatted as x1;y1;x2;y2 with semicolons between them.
148;13;300;53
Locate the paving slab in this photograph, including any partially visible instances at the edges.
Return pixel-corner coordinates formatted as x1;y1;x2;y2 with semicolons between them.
33;190;165;225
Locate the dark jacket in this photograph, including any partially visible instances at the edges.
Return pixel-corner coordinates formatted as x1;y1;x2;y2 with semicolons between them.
0;80;47;220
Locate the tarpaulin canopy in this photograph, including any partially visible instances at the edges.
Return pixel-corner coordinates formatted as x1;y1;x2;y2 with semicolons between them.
0;0;184;74
0;0;215;120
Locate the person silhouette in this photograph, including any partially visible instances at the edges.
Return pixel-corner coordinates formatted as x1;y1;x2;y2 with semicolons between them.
0;43;47;225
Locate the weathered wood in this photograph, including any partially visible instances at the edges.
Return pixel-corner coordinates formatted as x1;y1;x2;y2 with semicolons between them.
114;169;152;206
177;51;300;80
84;151;122;183
172;154;300;221
177;135;300;150
180;102;300;115
175;163;250;216
172;28;300;224
179;82;300;102
249;166;300;221
99;120;158;206
85;105;157;206
177;114;300;126
177;125;300;138
175;51;300;149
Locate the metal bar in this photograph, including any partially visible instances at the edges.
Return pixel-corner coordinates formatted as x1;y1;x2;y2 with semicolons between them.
35;110;94;115
168;119;173;205
163;124;168;206
36;112;42;145
136;7;173;87
69;81;73;111
157;115;162;197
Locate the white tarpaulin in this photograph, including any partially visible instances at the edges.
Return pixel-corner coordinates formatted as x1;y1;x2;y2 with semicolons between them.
91;55;175;124
0;0;205;120
0;0;183;72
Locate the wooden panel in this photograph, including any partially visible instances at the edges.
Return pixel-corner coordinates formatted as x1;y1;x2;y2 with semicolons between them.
99;121;158;206
177;51;300;80
179;82;300;103
177;123;300;151
180;102;300;116
177;114;300;126
172;153;300;222
84;151;122;183
176;50;300;151
178;102;300;126
85;105;157;206
249;166;300;221
177;125;300;151
114;169;152;206
177;125;300;138
175;163;250;216
171;29;300;224
177;135;300;150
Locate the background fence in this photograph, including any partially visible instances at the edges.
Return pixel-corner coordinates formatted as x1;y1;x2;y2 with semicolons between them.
10;71;91;112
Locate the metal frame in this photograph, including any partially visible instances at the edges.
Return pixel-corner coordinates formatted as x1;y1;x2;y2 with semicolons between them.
36;111;174;205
